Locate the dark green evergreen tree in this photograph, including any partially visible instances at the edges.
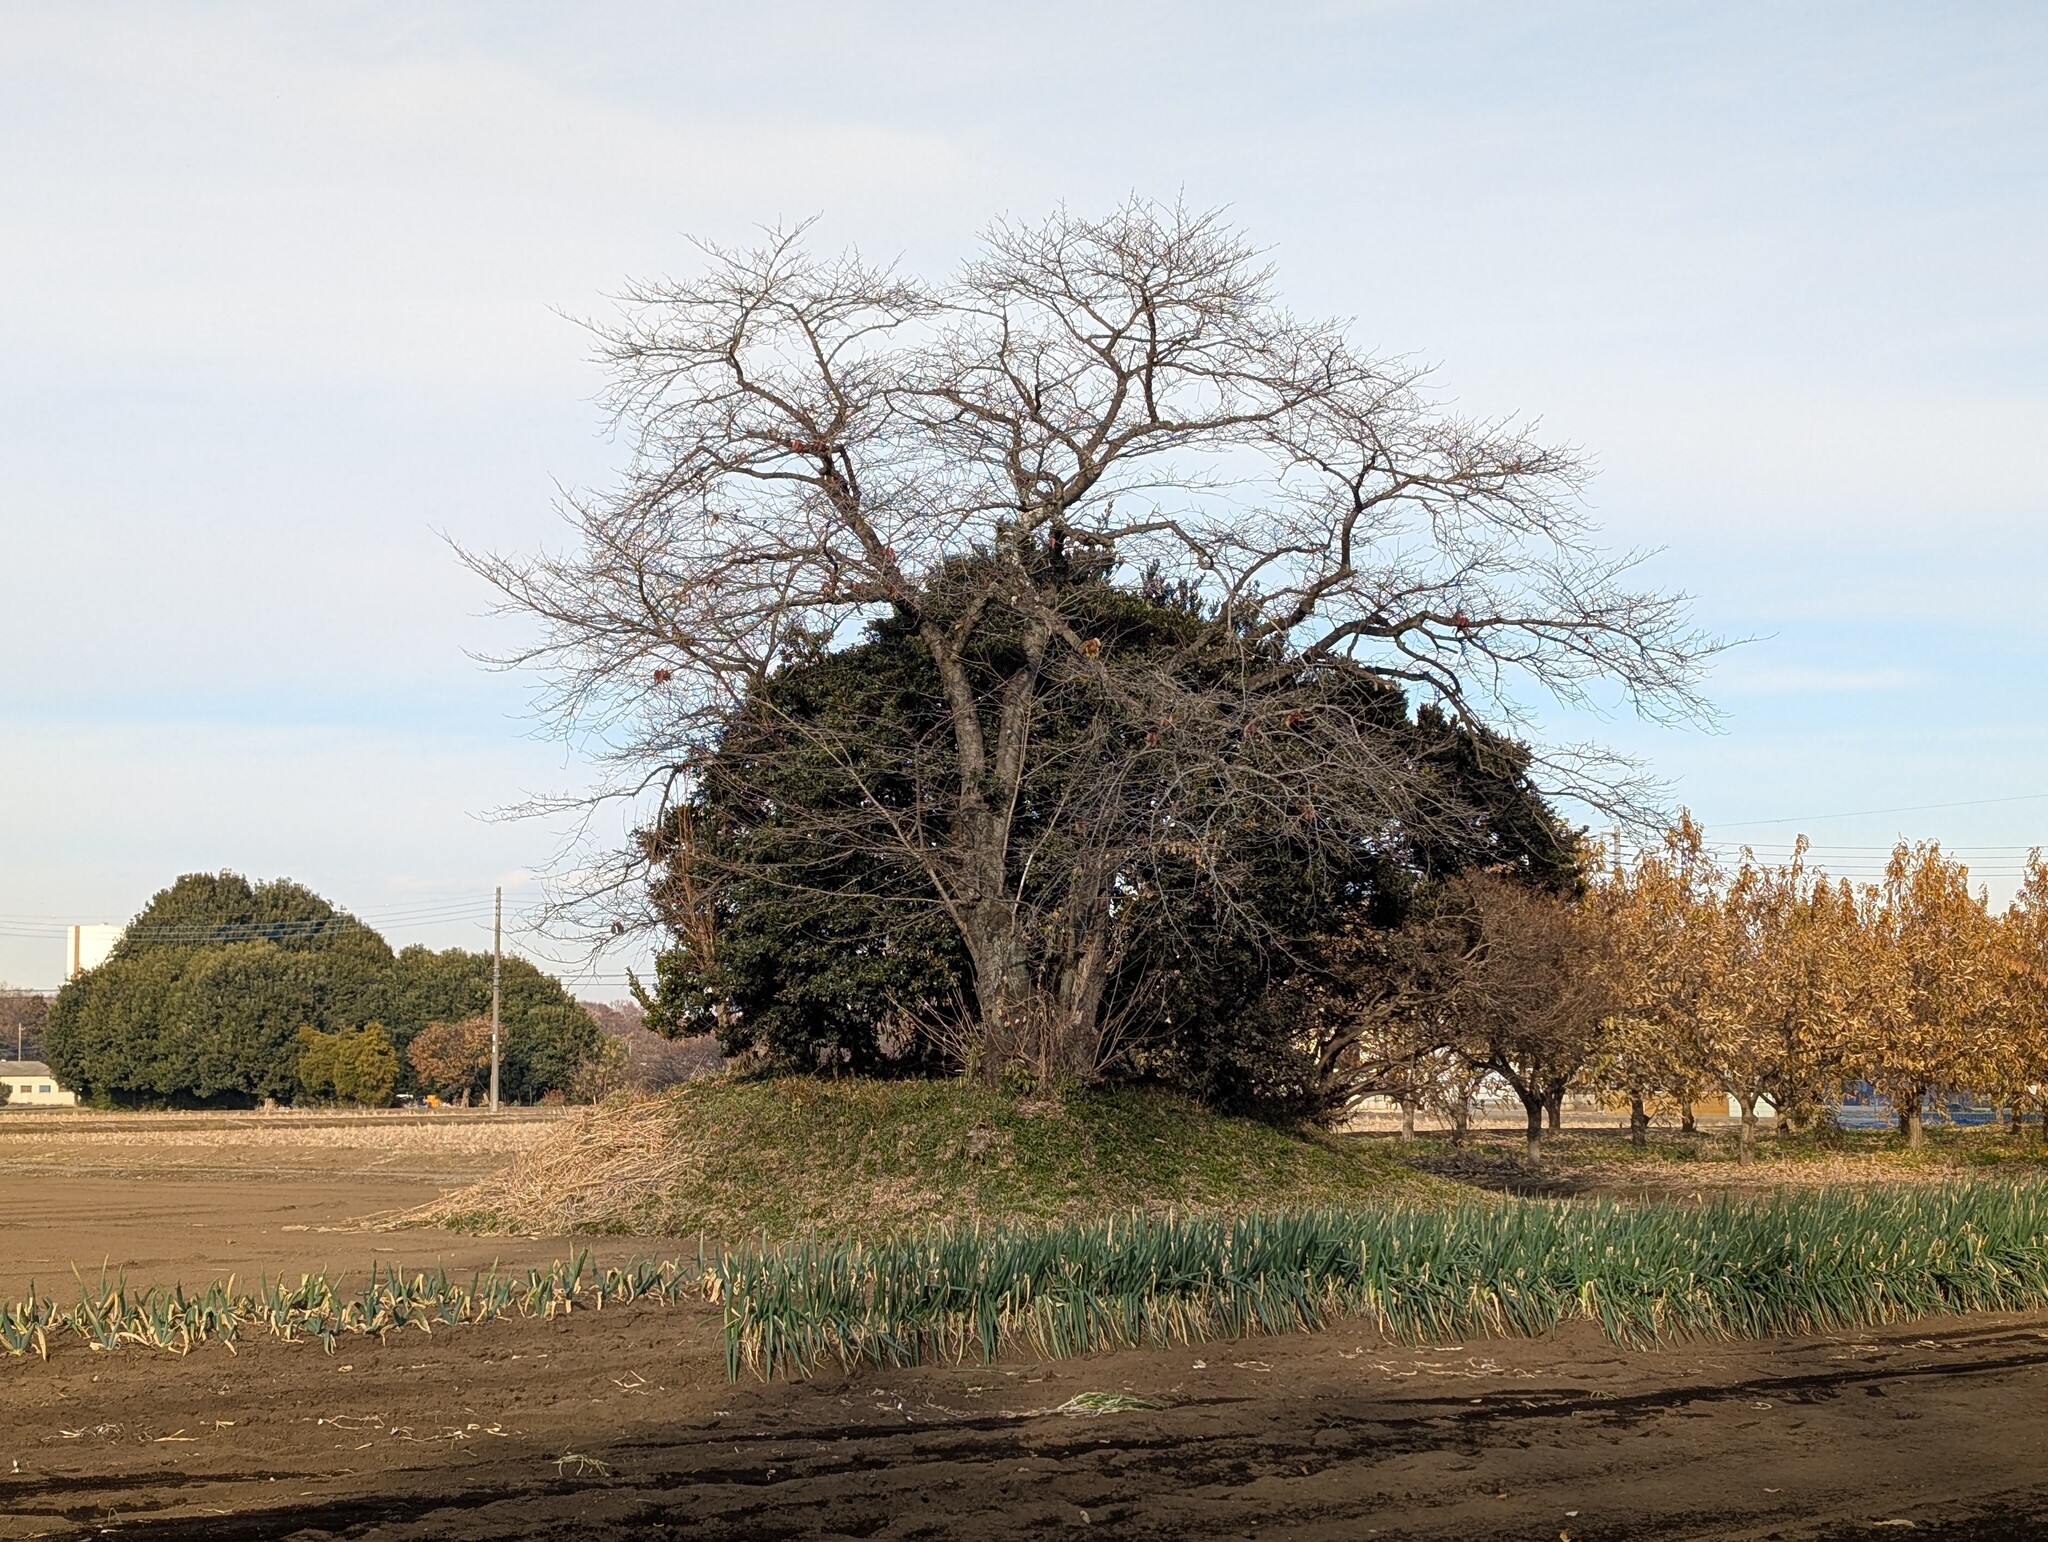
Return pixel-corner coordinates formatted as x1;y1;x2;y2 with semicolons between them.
637;566;1581;1107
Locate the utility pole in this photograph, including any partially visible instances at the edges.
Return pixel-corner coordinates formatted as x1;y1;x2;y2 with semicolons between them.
490;886;502;1114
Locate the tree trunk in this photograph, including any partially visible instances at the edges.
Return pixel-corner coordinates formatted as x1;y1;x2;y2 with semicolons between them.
1450;1098;1470;1147
928;616;1058;1083
1544;1088;1563;1133
1523;1096;1545;1166
1629;1095;1649;1149
1904;1103;1925;1149
1737;1099;1757;1165
1679;1097;1695;1134
1397;1097;1415;1141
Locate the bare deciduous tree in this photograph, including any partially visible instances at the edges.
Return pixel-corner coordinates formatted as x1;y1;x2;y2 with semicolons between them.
470;201;1716;1083
1250;899;1487;1125
0;986;49;1063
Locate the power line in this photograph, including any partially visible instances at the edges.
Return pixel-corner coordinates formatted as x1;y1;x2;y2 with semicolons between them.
0;899;492;927
1717;792;2048;829
0;898;497;943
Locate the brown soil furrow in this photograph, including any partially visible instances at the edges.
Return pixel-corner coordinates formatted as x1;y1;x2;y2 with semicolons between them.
6;1313;2047;1540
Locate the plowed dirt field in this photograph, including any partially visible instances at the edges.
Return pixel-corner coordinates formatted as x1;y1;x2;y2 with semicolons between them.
6;1111;2048;1539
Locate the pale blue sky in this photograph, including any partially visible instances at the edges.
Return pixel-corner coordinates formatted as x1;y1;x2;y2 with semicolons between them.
2;1;2044;989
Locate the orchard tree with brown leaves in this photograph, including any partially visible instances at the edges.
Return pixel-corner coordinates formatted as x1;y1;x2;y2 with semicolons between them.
1856;841;2002;1148
1590;816;1727;1145
1990;853;2048;1134
1707;842;1862;1162
1445;874;1616;1164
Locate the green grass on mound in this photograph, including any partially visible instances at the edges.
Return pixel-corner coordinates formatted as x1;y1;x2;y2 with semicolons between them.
413;1078;1431;1239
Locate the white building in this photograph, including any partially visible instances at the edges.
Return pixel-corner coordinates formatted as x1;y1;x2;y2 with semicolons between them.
66;924;123;980
2;1061;78;1108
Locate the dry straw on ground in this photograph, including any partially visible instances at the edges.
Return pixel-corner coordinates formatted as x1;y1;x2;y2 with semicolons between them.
404;1098;700;1235
0;1112;557;1178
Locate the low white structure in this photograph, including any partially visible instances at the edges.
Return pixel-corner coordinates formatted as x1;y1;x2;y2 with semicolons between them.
2;1061;78;1108
66;924;123;980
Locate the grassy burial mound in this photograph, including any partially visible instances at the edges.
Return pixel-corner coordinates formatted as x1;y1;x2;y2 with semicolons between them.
713;1183;2048;1379
406;1078;1427;1238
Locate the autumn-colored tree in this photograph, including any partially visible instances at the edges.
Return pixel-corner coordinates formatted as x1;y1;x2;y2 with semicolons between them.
1449;875;1615;1165
405;1017;492;1103
1590;816;1728;1146
1704;842;1863;1161
0;986;49;1064
1854;842;2001;1147
1990;852;2048;1136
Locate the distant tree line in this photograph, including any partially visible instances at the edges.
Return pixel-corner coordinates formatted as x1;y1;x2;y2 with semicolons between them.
45;873;599;1108
1219;819;2048;1162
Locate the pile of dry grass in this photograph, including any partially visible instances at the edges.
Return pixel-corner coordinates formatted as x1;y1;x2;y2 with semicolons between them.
405;1097;699;1235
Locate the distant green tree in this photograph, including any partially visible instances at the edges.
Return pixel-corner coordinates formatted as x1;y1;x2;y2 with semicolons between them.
297;1023;399;1106
171;942;319;1104
46;873;593;1106
387;947;600;1103
48;946;202;1105
112;872;357;957
48;873;388;1107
